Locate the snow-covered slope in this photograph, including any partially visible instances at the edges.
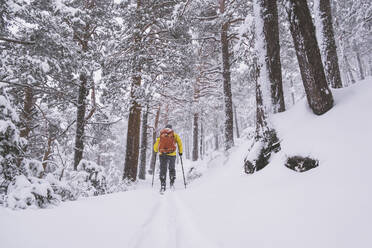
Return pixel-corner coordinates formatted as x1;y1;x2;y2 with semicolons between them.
1;78;371;248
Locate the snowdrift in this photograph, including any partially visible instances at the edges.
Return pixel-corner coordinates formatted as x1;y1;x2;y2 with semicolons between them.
179;77;372;248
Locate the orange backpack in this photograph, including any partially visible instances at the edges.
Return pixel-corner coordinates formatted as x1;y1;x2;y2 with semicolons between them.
158;129;176;154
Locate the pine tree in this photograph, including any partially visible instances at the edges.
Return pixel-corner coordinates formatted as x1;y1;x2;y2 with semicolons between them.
314;0;343;88
285;0;333;115
138;104;149;180
260;0;285;113
0;88;24;188
219;0;234;151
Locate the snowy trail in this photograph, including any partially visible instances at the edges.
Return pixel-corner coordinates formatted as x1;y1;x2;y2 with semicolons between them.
128;189;218;248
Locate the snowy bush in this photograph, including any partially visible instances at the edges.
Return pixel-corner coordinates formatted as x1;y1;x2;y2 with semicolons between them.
0;88;25;199
186;166;203;182
23;159;44;178
6;175;60;209
68;160;107;197
106;164;128;193
45;173;76;201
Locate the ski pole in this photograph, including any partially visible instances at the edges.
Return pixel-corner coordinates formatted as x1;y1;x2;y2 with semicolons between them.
180;155;187;189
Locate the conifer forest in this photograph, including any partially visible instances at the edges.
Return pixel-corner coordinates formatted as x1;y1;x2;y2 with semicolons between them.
1;1;371;247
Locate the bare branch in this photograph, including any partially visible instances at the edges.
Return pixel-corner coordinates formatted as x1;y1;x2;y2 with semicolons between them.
0;36;35;45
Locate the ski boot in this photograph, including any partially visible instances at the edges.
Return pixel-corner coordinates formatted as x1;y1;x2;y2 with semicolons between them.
160;181;166;194
170;178;175;191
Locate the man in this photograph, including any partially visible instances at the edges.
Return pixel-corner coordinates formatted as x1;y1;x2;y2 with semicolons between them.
153;124;183;192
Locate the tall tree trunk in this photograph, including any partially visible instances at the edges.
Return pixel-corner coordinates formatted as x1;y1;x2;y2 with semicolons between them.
192;112;199;161
138;104;149;180
233;104;240;139
72;16;96;170
290;79;296;105
285;0;333;115
123;77;142;181
73;73;88;170
254;0;281;139
259;0;285;113
200;116;204;160
20;87;34;139
149;106;160;175
353;41;365;80
123;0;142;181
214;117;219;151
343;53;356;85
314;0;343;88
42;135;53;171
214;133;219;151
185;131;190;160
255;64;270;140
220;0;234;151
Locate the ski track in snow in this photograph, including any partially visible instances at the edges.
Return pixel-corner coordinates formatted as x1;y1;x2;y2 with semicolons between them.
128;190;218;248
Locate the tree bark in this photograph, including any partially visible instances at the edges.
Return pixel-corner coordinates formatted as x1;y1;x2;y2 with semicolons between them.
20;87;34;139
214;133;219;151
290;79;296;105
149;106;160;175
233;104;240;139
42;135;53;171
192;112;199;161
314;0;343;88
200;116;204;160
285;0;333;115
353;41;365;80
220;0;234;151
344;54;355;85
138;104;149;180
123;0;143;181
123;77;142;181
185;131;190;160
260;0;285;113
73;73;88;170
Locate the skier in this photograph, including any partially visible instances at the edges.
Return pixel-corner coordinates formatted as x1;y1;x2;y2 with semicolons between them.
153;124;183;193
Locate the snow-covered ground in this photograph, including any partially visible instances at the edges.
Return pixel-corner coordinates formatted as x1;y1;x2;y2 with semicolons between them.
1;78;372;248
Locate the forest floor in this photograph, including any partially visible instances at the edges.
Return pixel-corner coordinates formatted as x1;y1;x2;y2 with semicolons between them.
1;77;372;248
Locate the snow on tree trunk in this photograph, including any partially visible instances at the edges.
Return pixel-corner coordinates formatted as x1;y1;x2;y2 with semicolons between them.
243;0;282;174
314;0;343;89
123;1;143;182
123;77;142;181
138;104;149;180
220;0;234;151
285;0;334;115
73;73;88;170
259;0;285;113
253;0;276;138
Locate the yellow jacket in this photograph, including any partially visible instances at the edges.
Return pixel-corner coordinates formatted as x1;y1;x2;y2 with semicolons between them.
154;132;183;156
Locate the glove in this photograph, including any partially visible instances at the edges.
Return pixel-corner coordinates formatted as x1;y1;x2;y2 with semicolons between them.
179;153;183;156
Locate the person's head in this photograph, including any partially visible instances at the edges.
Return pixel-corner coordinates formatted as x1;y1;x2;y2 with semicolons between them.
165;124;172;129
